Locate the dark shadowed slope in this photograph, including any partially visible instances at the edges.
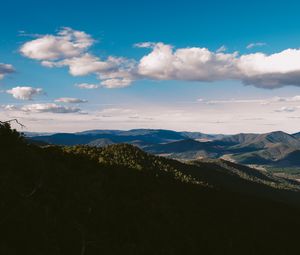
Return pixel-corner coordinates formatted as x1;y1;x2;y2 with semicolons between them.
292;132;300;139
2;123;300;254
145;139;216;153
276;150;300;167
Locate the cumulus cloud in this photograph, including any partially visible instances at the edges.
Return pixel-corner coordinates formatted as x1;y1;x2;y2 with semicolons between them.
138;43;240;81
100;78;133;88
237;49;300;88
138;42;300;88
2;103;82;114
43;54;124;76
19;27;300;89
53;55;137;88
55;97;87;103
246;42;267;49
6;86;44;100
21;103;81;113
0;63;15;79
75;83;100;89
20;27;93;60
21;28;136;88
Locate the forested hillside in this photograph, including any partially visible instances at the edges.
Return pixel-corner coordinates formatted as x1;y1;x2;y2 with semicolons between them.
1;122;300;255
30;129;300;170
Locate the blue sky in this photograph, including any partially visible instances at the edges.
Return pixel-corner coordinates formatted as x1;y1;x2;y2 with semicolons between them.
2;0;300;133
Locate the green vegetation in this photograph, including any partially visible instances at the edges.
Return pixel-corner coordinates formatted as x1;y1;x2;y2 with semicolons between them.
30;129;300;169
267;166;300;175
1;122;300;254
266;167;300;186
64;144;202;185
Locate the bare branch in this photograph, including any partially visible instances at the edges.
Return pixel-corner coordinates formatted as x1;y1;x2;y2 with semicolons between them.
0;119;25;128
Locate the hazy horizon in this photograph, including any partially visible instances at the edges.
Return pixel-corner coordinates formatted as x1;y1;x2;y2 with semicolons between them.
22;126;298;136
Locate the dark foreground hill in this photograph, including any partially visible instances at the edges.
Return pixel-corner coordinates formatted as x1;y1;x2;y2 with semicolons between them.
2;123;300;255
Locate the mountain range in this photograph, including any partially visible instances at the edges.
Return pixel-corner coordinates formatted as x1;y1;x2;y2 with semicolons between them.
28;129;300;172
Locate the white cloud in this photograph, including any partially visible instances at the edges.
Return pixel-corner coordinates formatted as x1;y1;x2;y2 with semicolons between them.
54;54;136;87
21;103;81;113
44;54;123;76
271;95;300;102
0;63;15;79
138;43;239;81
3;100;300;134
205;98;265;104
246;42;267;49
75;83;100;89
100;78;133;88
2;103;82;114
21;28;136;88
134;42;156;48
275;106;297;113
202;96;300;105
6;86;44;100
138;42;300;88
290;95;300;101
55;97;87;103
20;27;93;60
237;49;300;88
19;28;300;89
2;104;18;111
54;54;136;88
216;45;227;53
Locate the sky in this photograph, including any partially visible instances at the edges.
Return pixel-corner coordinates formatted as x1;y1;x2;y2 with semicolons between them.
2;0;300;134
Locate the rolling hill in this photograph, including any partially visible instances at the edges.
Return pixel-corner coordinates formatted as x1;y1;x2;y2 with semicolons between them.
228;131;300;150
29;129;300;169
145;139;215;153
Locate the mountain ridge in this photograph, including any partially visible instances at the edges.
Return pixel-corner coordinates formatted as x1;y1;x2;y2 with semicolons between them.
29;129;300;171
